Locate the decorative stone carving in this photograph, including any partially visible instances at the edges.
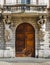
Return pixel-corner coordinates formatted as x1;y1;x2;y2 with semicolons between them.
4;15;11;24
38;16;45;28
5;24;12;42
38;16;46;41
38;30;45;41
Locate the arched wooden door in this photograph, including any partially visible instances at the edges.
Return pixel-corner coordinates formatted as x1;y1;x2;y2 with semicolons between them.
15;23;35;57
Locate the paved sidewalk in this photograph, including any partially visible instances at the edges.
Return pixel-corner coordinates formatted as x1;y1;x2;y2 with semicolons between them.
0;57;50;63
0;61;50;65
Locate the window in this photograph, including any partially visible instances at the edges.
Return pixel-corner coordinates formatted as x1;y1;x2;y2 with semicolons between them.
26;0;30;4
26;0;30;10
21;0;26;4
0;0;48;5
21;0;30;10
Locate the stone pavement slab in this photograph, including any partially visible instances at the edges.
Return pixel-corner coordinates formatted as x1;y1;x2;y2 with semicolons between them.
0;57;50;63
0;61;50;65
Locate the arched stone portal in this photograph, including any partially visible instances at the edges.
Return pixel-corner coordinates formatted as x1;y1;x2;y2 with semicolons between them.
15;23;35;57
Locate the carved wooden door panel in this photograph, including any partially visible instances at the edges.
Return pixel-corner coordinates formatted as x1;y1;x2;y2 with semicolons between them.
15;23;35;57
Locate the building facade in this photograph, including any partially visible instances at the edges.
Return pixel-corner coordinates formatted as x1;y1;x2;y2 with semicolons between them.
0;0;50;58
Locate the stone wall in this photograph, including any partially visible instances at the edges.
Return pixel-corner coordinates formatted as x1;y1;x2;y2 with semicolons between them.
38;16;50;58
0;16;39;58
1;15;50;58
0;20;5;57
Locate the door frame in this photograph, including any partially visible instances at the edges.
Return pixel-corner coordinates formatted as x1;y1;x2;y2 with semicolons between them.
15;23;35;57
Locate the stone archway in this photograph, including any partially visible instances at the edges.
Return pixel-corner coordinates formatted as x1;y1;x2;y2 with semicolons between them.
15;23;35;57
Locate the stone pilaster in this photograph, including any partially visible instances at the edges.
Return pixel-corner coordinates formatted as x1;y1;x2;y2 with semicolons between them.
41;1;50;57
37;15;47;58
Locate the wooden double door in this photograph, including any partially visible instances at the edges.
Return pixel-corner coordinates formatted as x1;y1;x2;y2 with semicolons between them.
15;23;35;57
